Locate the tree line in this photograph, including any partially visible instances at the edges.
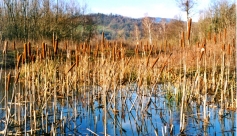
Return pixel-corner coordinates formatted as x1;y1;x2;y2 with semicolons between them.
0;0;97;43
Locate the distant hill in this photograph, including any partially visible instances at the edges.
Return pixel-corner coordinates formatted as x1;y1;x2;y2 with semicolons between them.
89;13;174;40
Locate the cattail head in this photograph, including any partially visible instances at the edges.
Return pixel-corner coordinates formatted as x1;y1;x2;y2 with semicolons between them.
187;18;192;40
13;41;16;50
23;43;27;61
28;42;31;57
54;39;58;55
227;43;231;55
42;42;46;59
213;34;217;44
221;44;225;51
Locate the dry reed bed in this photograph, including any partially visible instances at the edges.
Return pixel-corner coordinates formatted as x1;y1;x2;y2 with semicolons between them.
0;27;235;134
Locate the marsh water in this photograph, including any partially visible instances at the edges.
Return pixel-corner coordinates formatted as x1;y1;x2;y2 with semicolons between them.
0;73;236;136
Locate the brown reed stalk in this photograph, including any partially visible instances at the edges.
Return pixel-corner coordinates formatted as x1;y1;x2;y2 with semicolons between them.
42;42;46;59
66;62;76;74
53;32;55;49
219;33;222;43
3;41;8;54
232;38;235;47
15;72;20;84
138;77;143;88
94;45;99;58
135;45;139;58
199;49;205;61
125;57;131;66
187;18;192;41
16;54;22;70
23;43;27;61
150;56;159;69
36;45;39;58
146;54;150;68
6;72;11;92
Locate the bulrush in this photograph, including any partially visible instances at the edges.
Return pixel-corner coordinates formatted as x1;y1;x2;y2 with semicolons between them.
76;54;79;67
54;39;58;55
221;44;225;52
187;18;192;41
42;42;46;59
227;44;231;55
13;41;16;50
213;34;217;44
28;42;31;57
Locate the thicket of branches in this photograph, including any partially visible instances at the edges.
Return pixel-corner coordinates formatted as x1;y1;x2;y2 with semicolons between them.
0;0;96;42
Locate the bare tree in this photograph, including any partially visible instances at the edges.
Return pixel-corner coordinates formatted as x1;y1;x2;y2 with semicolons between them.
142;13;155;45
176;0;196;20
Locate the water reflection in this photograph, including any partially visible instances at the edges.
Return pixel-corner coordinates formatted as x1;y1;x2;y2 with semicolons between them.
0;81;235;135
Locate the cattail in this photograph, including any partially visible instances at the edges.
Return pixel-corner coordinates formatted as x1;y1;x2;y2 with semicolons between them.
6;72;11;92
13;41;16;50
213;34;217;44
76;54;79;67
121;48;125;60
146;54;150;68
94;44;99;58
197;42;199;48
208;32;211;41
150;56;159;69
3;41;8;54
53;32;55;49
64;41;68;50
112;46;116;61
23;43;27;61
180;39;183;48
187;18;192;41
227;43;231;55
28;42;31;57
54;39;58;55
42;42;46;59
221;44;225;51
182;31;185;47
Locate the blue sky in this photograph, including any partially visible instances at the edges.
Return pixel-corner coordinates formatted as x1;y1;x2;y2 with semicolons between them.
78;0;213;22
